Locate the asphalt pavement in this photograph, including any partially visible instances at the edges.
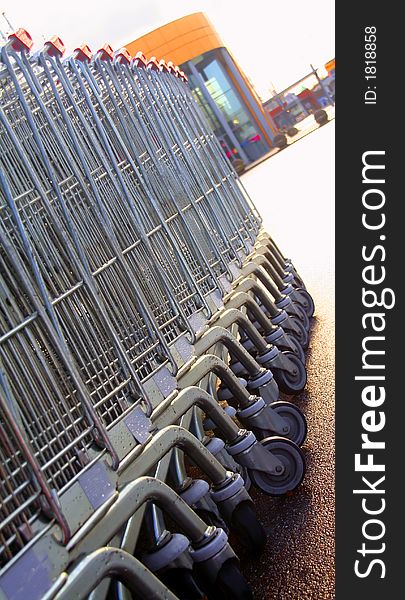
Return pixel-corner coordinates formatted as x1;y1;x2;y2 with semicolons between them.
238;121;335;600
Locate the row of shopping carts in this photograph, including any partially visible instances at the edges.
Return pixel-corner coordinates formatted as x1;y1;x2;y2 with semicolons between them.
0;28;315;600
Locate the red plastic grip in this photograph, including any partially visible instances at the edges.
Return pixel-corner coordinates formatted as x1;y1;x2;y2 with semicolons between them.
114;47;131;63
8;28;33;52
133;51;147;69
166;61;177;74
136;51;147;62
97;44;114;60
147;56;160;71
45;36;65;57
74;44;92;61
159;59;170;73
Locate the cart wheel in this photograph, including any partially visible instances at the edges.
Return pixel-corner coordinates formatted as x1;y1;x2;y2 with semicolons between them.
274;133;288;149
159;568;204;600
249;437;306;496
283;334;306;364
195;509;229;533
294;288;315;318
203;560;254;600
231;502;267;554
287;316;309;350
287;126;298;137
268;401;307;446
314;109;328;125
292;302;310;331
238;464;252;491
275;352;307;395
292;273;306;289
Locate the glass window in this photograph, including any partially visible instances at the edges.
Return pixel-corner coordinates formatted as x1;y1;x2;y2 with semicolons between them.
203;59;243;121
184;53;270;162
190;85;222;133
199;56;266;158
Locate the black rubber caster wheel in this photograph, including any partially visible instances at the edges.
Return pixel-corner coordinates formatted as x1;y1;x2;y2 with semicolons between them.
292;273;306;289
249;437;306;496
274;133;288;149
239;465;252;491
287;316;309;350
195;509;229;534
283;333;306;364
231;501;267;554
274;352;307;395
291;302;310;331
285;301;309;332
287;126;298;136
314;109;328;125
159;568;204;600
202;560;254;600
269;400;307;446
294;288;315;318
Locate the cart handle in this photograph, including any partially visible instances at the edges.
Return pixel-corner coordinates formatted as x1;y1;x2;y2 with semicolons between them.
44;35;65;57
73;44;93;61
133;50;147;68
159;59;170;73
8;28;33;52
96;43;114;60
179;69;188;82
166;60;177;75
114;47;131;63
147;56;160;71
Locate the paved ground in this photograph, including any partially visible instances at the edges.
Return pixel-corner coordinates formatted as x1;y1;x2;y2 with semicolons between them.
238;122;335;599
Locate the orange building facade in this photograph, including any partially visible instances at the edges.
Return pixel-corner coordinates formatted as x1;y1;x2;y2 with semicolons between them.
126;13;277;165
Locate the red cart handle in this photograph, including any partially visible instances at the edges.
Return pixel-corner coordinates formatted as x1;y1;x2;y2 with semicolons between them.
74;44;92;61
8;28;33;52
166;61;177;75
159;59;170;73
133;51;147;68
44;36;65;57
179;70;188;82
147;56;160;71
97;43;114;60
114;47;131;63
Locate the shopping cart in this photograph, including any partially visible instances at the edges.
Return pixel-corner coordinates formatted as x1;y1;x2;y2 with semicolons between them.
59;43;311;390
0;226;256;599
0;28;314;600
